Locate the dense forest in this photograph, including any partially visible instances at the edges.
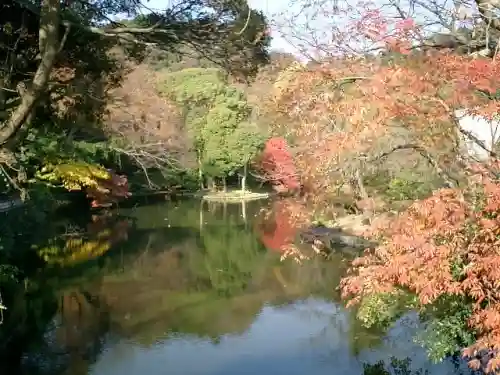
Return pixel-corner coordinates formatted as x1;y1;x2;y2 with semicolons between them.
3;0;500;372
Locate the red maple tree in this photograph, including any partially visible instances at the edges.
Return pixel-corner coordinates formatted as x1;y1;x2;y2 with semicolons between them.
255;137;301;192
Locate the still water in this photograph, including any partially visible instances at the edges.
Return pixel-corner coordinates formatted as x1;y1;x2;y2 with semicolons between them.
8;198;476;375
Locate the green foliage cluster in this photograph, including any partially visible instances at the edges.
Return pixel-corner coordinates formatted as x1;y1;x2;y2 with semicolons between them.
18;128;114;168
159;68;267;183
357;290;419;329
356;288;475;364
11;127;122;196
414;295;475;363
384;178;434;201
363;170;439;203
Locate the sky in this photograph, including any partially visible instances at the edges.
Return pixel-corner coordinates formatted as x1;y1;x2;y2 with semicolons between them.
142;0;298;54
137;0;463;59
246;0;296;53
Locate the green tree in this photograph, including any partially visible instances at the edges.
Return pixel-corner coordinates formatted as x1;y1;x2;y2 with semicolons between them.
201;95;250;189
160;68;266;191
159;68;230;188
202;95;265;191
223;122;267;191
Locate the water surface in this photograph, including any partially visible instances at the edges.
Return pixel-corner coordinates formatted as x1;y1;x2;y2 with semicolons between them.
10;198;476;375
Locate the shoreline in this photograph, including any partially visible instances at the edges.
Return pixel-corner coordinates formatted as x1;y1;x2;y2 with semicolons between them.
198;190;270;202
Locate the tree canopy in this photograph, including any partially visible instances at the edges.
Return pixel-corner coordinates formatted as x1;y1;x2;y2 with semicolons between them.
159;67;266;188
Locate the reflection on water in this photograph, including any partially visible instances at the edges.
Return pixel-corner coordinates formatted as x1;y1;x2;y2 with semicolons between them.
10;198;476;375
36;214;130;266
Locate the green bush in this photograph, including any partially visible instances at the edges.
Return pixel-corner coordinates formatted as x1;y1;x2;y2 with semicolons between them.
385;177;433;201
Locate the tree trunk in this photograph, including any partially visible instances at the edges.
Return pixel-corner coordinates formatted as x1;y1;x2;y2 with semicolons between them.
355;169;368;200
0;0;62;146
241;163;247;191
197;153;204;190
354;168;373;216
207;177;216;191
222;177;227;192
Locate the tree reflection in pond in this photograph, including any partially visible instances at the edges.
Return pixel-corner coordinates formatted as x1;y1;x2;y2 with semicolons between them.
36;214;130;267
10;199;480;375
256;199;299;253
189;220;267;297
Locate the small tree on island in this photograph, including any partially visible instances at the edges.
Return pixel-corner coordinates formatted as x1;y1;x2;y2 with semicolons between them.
159;68;266;191
225;123;267;191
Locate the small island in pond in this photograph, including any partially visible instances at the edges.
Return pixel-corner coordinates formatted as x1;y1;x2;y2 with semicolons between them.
199;189;270;202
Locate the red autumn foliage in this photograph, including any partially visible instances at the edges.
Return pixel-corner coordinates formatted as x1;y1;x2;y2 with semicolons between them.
356;7;418;55
266;49;500;220
340;162;500;372
256;137;301;192
272;1;500;203
86;170;131;208
257;199;299;252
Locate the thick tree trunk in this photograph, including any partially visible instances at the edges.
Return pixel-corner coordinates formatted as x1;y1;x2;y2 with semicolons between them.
0;0;61;145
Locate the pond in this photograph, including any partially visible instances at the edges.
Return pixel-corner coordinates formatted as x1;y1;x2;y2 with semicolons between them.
2;198;477;375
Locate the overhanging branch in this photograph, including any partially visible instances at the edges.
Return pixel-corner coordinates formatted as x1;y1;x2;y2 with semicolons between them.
0;0;61;145
359;143;459;188
475;0;500;32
